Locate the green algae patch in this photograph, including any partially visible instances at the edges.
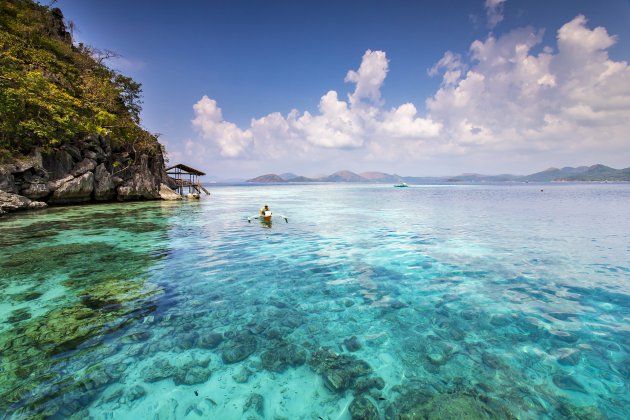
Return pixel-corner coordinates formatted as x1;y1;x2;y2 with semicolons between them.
386;388;516;420
0;240;164;417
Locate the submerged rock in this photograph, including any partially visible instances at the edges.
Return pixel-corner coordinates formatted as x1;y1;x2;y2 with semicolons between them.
481;352;506;370
174;365;211;385
349;396;379;420
309;348;373;393
8;308;31;323
127;385;146;402
490;314;512;327
261;343;307;372
344;336;362;352
232;366;253;383
352;376;385;392
557;349;581;366
198;332;223;349
143;358;178;382
243;393;264;416
552;374;586;393
222;332;257;364
387;389;514;420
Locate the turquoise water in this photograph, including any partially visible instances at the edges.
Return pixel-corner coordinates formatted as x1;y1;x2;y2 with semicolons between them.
1;183;628;419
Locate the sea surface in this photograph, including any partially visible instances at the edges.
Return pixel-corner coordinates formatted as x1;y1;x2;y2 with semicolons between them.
0;183;628;419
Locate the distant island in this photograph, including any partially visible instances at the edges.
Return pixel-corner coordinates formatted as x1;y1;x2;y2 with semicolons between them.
247;164;630;183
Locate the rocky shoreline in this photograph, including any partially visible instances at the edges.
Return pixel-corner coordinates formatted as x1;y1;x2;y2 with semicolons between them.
0;135;180;216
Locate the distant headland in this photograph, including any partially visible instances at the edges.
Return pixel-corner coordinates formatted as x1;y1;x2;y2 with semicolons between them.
247;164;630;184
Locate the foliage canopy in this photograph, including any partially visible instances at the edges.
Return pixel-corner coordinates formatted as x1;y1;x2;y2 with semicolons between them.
0;0;158;159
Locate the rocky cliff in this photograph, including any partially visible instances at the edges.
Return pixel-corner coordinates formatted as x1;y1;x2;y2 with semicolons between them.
0;0;180;215
0;136;178;215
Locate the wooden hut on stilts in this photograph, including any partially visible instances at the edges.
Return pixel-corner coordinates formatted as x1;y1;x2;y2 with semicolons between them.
166;164;210;197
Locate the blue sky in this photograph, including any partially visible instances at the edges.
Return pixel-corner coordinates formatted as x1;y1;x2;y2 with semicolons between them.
57;0;630;178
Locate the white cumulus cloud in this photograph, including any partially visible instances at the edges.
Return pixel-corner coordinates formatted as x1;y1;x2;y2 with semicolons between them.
190;50;440;160
191;96;253;158
187;14;630;174
427;15;630;156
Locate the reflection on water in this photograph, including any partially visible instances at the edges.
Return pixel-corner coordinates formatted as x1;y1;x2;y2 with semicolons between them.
0;184;628;419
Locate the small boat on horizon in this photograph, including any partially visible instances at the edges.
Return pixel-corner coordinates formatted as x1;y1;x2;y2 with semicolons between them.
394;182;409;188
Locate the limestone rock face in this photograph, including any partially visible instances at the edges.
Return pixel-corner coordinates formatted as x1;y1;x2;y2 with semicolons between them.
47;175;74;192
50;172;94;203
158;183;181;200
94;164;116;201
20;183;50;199
42;149;74;180
0;190;47;215
1;134;174;210
0;166;17;193
70;158;97;177
62;145;82;162
117;155;161;201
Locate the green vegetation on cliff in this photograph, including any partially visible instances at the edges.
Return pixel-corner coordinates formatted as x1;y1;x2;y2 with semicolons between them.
0;0;158;161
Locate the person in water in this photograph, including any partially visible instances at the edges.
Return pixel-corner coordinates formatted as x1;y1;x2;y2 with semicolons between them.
260;204;271;217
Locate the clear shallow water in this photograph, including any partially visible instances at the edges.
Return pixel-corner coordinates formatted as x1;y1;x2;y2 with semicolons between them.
0;183;629;419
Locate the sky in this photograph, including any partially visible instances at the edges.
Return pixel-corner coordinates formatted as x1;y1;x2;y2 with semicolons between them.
55;0;630;179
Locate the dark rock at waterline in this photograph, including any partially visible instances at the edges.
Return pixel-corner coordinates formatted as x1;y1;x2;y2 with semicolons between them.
0;190;47;215
261;343;307;372
198;332;223;349
344;336;362;352
1;135;176;215
243;393;264;416
222;332;257;364
349;396;379;420
20;182;50;199
553;374;586;393
117;154;162;200
49;171;94;203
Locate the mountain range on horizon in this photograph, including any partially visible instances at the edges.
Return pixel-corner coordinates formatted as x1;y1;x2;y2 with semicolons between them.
245;164;630;183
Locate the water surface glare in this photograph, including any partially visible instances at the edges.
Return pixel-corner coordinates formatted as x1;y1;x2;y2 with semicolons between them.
1;183;629;419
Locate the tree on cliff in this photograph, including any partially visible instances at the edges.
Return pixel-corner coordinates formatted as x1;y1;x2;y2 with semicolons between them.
0;0;158;162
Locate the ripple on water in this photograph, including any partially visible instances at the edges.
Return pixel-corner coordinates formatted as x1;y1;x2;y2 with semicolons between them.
0;184;628;418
